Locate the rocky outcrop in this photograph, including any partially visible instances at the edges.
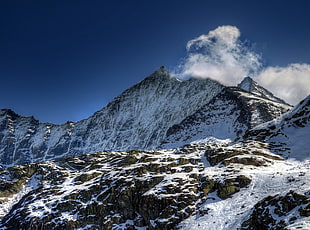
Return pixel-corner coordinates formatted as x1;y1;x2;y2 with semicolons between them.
241;191;310;230
0;144;255;230
1;137;309;229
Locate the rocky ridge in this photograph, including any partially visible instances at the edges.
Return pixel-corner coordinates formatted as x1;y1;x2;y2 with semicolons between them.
237;76;289;105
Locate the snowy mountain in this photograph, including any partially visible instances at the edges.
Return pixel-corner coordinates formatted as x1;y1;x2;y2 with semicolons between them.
0;70;293;169
0;66;309;230
160;86;291;149
0;67;224;168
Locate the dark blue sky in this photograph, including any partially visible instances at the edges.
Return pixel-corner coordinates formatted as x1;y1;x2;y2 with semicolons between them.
1;0;310;124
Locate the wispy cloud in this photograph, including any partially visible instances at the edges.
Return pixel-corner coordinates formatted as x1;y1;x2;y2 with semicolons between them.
174;25;261;85
174;25;310;105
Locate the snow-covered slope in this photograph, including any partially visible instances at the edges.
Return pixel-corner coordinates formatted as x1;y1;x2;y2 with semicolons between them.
160;87;291;149
0;67;224;167
245;95;310;160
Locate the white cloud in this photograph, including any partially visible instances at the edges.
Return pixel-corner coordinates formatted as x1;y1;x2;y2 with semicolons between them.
174;25;261;85
174;25;310;105
256;64;310;105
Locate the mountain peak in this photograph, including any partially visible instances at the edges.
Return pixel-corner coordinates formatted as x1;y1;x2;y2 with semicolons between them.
237;76;290;105
140;66;173;85
153;65;169;76
237;76;256;91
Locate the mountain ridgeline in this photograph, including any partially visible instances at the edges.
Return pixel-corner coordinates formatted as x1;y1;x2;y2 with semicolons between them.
0;67;225;167
0;67;293;167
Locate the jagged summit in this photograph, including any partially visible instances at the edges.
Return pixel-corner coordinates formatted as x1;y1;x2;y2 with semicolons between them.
138;66;173;83
237;76;256;91
0;109;22;119
238;76;290;105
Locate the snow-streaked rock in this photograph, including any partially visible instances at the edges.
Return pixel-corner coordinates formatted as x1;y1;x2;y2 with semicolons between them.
160;87;291;149
0;141;309;230
238;76;290;105
0;76;309;229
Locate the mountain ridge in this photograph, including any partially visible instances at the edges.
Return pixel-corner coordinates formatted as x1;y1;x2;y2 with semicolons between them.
0;67;225;167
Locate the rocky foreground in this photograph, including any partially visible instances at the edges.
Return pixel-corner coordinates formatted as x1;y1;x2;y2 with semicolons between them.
0;140;309;230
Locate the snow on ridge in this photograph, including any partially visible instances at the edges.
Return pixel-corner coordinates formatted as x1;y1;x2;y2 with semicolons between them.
253;94;310;131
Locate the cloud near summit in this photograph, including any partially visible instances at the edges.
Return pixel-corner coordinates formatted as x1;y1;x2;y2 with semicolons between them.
175;25;261;85
174;25;310;105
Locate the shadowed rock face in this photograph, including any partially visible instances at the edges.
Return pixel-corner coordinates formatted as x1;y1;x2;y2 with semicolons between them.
0;67;224;167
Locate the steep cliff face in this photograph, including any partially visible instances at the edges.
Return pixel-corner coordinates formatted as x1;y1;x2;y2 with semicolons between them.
0;67;224;167
74;67;224;152
160;87;291;149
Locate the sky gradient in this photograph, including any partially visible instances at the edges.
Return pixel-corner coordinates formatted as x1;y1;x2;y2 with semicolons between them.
1;0;310;124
